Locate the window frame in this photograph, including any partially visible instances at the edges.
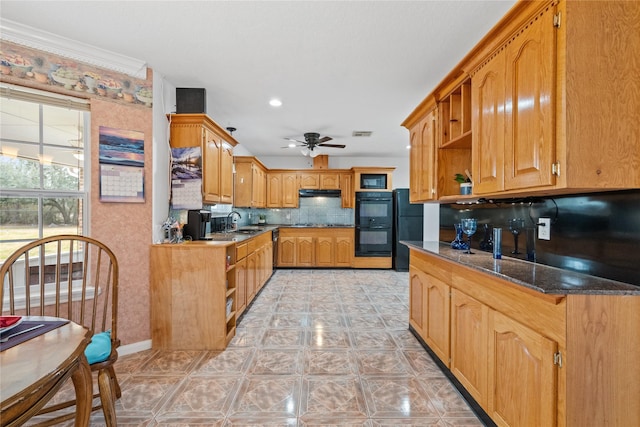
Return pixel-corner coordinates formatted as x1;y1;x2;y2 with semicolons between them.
0;84;90;250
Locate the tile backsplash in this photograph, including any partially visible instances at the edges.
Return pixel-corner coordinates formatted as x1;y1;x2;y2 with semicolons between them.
233;197;354;226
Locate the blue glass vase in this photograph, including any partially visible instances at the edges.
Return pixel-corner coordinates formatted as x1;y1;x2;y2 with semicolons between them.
451;223;469;250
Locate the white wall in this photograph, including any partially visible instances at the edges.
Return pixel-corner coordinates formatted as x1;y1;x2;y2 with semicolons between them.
151;74;175;243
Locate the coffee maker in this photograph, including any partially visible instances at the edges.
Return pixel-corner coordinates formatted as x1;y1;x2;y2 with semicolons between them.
183;209;211;240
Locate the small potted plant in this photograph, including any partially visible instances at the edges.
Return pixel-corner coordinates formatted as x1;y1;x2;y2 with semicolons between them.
455;173;472;195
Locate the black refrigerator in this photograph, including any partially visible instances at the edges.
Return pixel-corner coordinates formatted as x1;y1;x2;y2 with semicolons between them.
393;188;424;271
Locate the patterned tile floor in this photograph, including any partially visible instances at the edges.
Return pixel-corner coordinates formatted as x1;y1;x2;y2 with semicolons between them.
34;269;484;426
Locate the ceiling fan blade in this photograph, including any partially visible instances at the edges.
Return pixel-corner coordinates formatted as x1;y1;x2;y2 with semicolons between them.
317;143;346;149
284;137;306;144
317;136;333;143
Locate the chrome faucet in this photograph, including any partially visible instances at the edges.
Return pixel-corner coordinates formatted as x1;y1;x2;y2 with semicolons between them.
226;211;242;232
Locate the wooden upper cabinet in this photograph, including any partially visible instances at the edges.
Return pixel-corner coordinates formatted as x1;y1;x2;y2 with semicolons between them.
282;173;299;207
504;7;556;191
407;109;437;202
202;128;222;204
340;172;354;208
267;171;299;208
266;172;282;207
168;114;237;205
320;173;340;189
472;51;506;194
234;157;266;208
299;172;320;189
405;0;640;200
220;142;234;204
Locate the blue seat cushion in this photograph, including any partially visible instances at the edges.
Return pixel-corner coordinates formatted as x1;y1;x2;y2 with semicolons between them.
85;331;112;364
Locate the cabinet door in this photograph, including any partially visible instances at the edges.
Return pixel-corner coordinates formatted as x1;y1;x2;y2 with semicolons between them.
504;8;556;191
202;128;222;203
340;173;354;208
409;267;427;336
220;143;234;204
278;236;296;267
299;173;320;189
267;173;282;207
472;52;506;194
424;273;450;366
450;289;489;408
296;236;315;266
488;310;557;427
282;173;299;208
320;173;340;189
235;258;247;316
315;236;334;267
335;234;353;267
251;165;265;208
233;162;253;207
246;252;257;302
409;112;436;202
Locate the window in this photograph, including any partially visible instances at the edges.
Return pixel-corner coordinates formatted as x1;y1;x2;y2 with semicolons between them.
0;85;90;260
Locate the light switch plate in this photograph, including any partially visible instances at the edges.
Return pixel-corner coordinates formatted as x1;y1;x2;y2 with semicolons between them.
539;218;551;240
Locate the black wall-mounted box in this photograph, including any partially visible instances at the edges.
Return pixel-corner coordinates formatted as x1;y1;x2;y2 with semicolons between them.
176;88;206;114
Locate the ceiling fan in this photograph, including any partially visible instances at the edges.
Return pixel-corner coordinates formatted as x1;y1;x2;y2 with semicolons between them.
283;132;346;157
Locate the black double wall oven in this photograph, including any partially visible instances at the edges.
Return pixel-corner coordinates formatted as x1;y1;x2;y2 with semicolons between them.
355;191;393;257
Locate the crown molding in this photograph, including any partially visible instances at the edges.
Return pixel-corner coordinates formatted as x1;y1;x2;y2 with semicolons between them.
0;18;147;79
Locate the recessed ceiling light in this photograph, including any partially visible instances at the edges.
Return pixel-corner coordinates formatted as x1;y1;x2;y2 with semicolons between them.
406;145;411;149
269;98;282;107
288;143;296;148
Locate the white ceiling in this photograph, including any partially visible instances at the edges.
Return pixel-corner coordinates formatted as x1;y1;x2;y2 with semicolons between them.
0;1;516;159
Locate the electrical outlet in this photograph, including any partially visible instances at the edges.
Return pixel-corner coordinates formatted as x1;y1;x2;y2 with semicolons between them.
538;218;551;240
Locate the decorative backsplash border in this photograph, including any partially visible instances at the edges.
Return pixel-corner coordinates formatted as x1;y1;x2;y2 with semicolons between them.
0;40;152;107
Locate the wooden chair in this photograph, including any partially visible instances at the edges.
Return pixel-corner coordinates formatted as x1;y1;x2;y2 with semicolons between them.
1;235;120;426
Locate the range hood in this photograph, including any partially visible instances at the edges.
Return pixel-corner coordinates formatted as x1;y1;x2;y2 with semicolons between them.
299;189;341;198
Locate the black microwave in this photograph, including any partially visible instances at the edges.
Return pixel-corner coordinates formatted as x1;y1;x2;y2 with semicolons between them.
360;173;387;190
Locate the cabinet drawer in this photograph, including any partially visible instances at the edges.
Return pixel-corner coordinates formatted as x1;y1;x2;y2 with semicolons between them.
236;243;248;260
247;239;257;254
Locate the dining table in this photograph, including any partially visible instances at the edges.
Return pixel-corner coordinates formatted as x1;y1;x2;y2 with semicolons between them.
0;316;93;427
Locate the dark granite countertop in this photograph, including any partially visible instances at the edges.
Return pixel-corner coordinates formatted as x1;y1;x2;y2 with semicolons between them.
402;241;640;296
276;223;355;228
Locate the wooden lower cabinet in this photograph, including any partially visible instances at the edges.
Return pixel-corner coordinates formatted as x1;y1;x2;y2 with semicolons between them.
409;248;639;427
279;236;296;266
315;236;334;267
488;310;558;427
277;228;354;268
150;243;237;350
235;257;247;316
450;289;489;407
150;232;274;351
409;268;426;336
409;248;561;426
296;236;314;267
424;274;450;365
335;235;353;267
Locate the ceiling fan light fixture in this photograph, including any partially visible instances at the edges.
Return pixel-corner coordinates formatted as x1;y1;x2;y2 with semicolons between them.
310;149;320;158
300;147;309;156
